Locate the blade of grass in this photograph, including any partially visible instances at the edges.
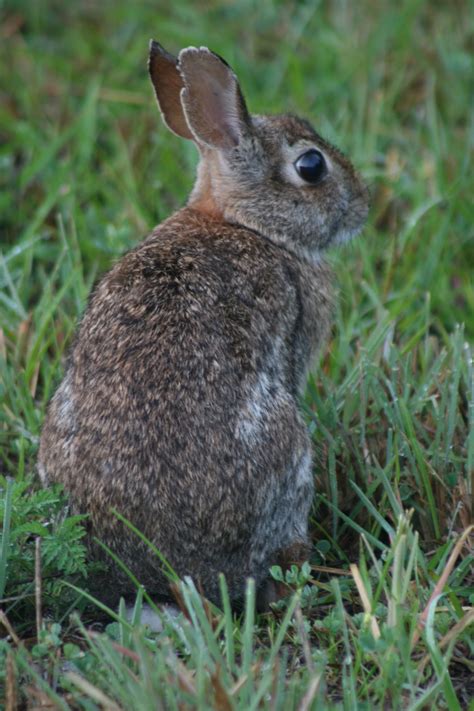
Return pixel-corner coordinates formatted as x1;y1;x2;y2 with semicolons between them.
0;478;14;599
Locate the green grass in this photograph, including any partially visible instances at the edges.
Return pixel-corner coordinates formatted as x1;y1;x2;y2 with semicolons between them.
1;0;473;708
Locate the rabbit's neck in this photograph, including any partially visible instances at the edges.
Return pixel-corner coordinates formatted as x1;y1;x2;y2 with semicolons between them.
187;152;324;267
187;154;224;220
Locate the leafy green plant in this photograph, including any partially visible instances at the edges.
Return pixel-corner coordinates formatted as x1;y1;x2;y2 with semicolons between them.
0;478;89;626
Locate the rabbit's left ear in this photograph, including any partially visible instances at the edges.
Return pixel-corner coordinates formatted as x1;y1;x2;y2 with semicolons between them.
178;47;251;151
148;40;194;140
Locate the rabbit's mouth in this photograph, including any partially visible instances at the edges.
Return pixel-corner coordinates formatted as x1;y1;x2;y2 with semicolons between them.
330;188;369;247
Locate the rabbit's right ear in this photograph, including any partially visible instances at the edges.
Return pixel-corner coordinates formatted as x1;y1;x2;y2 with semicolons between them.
178;47;251;151
148;40;194;140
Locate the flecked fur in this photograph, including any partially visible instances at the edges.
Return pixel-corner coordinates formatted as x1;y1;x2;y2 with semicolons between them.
38;42;368;607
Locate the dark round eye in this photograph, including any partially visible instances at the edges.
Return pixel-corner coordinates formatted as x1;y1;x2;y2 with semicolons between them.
294;149;326;184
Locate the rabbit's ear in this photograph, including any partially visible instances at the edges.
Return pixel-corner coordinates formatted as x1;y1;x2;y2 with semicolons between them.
178;47;250;151
148;40;194;140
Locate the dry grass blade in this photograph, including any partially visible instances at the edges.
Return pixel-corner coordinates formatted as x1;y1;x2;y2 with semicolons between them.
210;665;234;711
0;327;6;360
170;582;193;622
417;607;474;676
298;673;323;711
167;654;198;697
311;565;347;576
85;630;140;663
65;671;124;711
411;525;474;649
35;537;42;639
229;663;261;696
229;674;249;697
437;608;474;652
0;611;20;646
350;563;381;640
270;657;280;711
5;651;17;711
29;361;40;397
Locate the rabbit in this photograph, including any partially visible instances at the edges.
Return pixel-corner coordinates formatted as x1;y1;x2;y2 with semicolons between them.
38;40;369;610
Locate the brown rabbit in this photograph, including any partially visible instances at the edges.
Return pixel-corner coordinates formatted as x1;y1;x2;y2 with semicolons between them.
38;41;368;609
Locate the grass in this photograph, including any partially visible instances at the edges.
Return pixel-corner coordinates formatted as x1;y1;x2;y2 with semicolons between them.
0;0;473;708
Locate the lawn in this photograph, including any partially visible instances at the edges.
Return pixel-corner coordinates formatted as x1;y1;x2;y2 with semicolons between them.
0;0;473;708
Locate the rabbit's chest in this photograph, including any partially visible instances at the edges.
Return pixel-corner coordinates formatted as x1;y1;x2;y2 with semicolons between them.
282;258;334;393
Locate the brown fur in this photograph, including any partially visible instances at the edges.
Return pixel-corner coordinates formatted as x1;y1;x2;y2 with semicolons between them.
38;43;368;608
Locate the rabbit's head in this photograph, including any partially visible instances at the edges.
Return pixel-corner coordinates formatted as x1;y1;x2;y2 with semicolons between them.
149;42;368;262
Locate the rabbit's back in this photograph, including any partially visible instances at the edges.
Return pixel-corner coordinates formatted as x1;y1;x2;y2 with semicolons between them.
39;208;333;602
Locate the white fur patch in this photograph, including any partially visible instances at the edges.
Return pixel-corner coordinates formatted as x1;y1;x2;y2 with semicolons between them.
295;450;312;486
296;451;312;535
235;372;271;443
125;602;181;633
37;461;48;485
56;371;75;426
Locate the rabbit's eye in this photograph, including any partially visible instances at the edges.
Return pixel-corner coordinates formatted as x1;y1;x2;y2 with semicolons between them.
294;149;326;184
